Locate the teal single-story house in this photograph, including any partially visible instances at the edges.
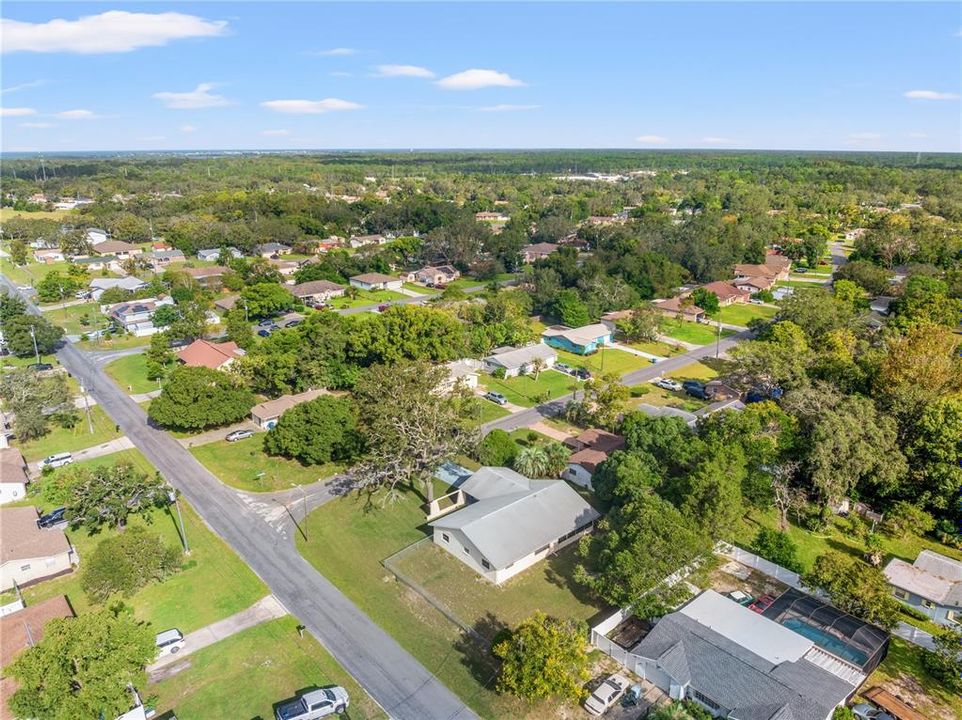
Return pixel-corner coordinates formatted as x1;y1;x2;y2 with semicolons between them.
541;323;612;355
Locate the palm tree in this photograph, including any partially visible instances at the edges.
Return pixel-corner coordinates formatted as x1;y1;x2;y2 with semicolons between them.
530;357;546;380
513;445;548;477
543;442;571;477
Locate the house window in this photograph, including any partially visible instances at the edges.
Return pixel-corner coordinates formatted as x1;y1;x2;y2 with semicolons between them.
463;547;470;555
441;533;450;543
921;599;936;609
892;588;909;600
481;559;491;570
947;611;958;625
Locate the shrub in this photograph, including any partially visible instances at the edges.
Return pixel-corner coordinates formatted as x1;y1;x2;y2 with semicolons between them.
477;429;518;466
750;528;802;573
81;527;181;602
897;602;929;622
492;367;506;380
630;385;650;397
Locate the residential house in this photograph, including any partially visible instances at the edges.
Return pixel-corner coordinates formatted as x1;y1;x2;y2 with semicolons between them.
653;296;707;322
482;344;557;378
562;429;625;488
439;359;482;394
428;467;599;584
522;242;560;263
214;295;240;312
85;228;108;245
184;265;228;289
291;280;346;305
884;550;961;627
407;265;461;285
349;273;403;292
0;507;77;591
0;448;29;505
732;264;788;286
147;249;185;271
583;215;626;227
625;589;884;720
176;339;245;371
102;296;175;337
197;247;242;262
844;228;868;242
250;388;328;429
254;242;292;258
71;255;117;272
32;248;64;264
475;211;510;223
1;596;75;720
763;252;793;276
89;277;149;301
347;234;386;249
541;323;612;355
268;258;300;281
698;281;751;306
733;275;775;294
92;240;141;259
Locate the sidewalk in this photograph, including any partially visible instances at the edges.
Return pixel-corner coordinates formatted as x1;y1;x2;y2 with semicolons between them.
609;341;663;362
528;421;572;443
28;435;134;472
147;595;287;678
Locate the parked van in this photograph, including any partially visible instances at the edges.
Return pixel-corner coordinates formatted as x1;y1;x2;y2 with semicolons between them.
40;452;73;468
155;629;185;657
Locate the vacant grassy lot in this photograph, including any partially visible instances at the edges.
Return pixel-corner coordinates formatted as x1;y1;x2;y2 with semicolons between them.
670;361;721;382
150;616;385;720
0;208;73;221
0;258;73;286
297;489;597;719
16;404;122;462
630;385;708;413
660;318;733;345
627;339;688;357
23;492;266;634
555;347;651;377
401;282;436;295
75;332;152;351
191;435;343;492
104;352;157;394
327;289;406;309
775;279;829;289
715;303;778;327
479;369;577;407
39;302;106;335
468;397;512;424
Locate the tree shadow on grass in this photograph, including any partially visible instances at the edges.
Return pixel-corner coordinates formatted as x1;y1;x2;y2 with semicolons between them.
453;612;505;690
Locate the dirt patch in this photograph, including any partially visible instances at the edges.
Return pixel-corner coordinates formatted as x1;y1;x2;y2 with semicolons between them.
710;561;788;599
148;658;192;683
872;677;953;720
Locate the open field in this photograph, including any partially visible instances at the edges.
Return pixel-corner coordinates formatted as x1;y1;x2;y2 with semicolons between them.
479;369;578;407
402;282;436;295
104;352;158;395
715;303;779;326
40;301;106;335
327;289;407;309
150;616;386;720
660;318;734;345
297;488;600;719
75;332;152;351
626;339;688;357
16;404;122;462
0;208;74;221
1;258;72;286
191;435;343;492
555;347;653;377
630;384;709;413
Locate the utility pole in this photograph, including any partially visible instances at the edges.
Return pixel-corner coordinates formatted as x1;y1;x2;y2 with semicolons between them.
715;319;722;359
28;325;40;365
168;488;190;555
79;383;94;433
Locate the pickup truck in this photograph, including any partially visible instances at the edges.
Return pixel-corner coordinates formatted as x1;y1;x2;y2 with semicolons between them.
275;687;349;720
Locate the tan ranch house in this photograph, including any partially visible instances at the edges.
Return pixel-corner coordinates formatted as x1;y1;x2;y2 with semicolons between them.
0;507;77;591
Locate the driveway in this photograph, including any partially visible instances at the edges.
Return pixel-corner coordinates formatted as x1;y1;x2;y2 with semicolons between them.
28;435;135;473
0;273;478;720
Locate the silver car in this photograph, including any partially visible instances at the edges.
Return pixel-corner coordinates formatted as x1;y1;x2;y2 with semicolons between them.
275;687;350;719
654;377;682;392
584;674;629;716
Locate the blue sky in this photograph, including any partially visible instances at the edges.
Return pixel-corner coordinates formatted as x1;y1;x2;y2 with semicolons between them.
2;2;960;152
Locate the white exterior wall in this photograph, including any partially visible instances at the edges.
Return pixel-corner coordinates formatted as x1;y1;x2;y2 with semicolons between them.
562;463;593;489
0;551;74;591
0;482;28;505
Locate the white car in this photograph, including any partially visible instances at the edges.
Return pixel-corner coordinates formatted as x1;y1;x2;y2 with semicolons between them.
852;705;895;720
40;452;73;469
654;378;682;392
584;674;630;716
155;628;186;658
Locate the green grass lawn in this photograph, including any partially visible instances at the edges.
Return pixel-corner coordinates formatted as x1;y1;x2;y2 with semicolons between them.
467;397;512;425
23;491;266;634
150;616;385;720
39;302;106;335
401;282;436;295
297;488;595;720
630;385;708;413
857;638;962;720
0;258;75;286
715;303;778;327
327;289;406;309
191;435;343;493
15;404;122;462
479;369;578;407
555;347;652;377
75;332;152;351
104;352;158;395
626;339;688;357
0;208;74;221
775;279;830;289
445;277;486;290
660;318;733;345
670;361;721;382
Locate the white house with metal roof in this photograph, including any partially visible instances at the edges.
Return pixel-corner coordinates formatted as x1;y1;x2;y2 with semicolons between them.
884;550;961;627
429;467;599;585
482;344;557;378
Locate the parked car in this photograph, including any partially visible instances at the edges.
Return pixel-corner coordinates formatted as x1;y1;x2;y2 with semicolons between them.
257;328;273;338
37;507;67;529
275;687;350;720
226;429;254;442
654;378;682;392
682;380;710;400
28;363;54;372
377;304;390;313
41;452;73;469
74;289;92;300
572;368;591;380
795;267;808;274
852;704;895;720
155;628;186;658
584;674;630;716
483;391;508;406
555;362;573;374
256;318;276;327
748;594;775;614
284;319;302;328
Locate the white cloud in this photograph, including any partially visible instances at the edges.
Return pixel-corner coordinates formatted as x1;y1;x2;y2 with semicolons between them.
1;79;47;94
850;132;882;140
904;89;960;101
55;109;97;119
0;107;37;116
260;98;363;114
374;64;435;79
312;47;356;56
635;135;667;144
907;132;927;138
261;129;291;136
1;11;227;54
153;83;230;109
180;124;197;133
701;137;733;144
477;104;540;112
21;122;54;128
436;69;525;90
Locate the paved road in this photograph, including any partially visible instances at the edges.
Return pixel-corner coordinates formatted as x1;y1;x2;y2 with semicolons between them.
1;274;478;720
484;330;752;433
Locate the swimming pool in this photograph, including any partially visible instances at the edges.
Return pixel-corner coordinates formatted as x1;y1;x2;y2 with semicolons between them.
781;618;869;666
